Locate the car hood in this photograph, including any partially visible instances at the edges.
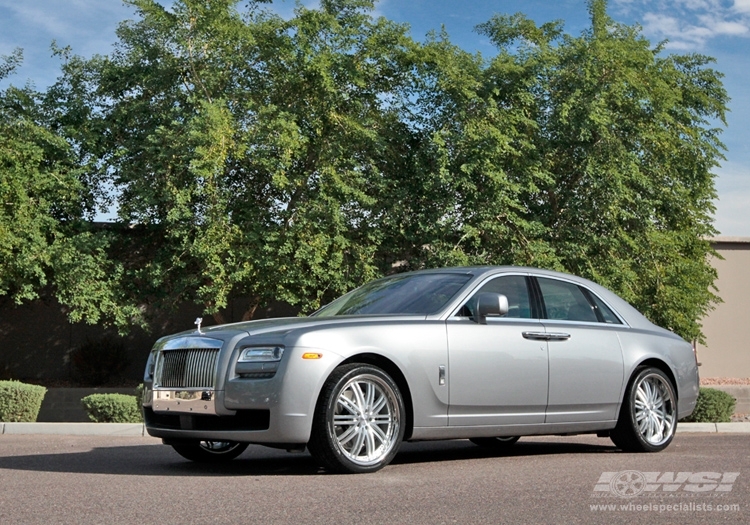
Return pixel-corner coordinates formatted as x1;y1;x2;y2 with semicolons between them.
166;315;427;340
209;316;330;336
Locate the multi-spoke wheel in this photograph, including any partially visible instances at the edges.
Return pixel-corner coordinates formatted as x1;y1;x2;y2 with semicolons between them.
470;436;520;448
170;440;249;462
308;364;405;473
611;367;677;452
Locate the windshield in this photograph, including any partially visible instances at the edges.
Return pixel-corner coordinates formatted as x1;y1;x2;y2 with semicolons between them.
313;273;472;317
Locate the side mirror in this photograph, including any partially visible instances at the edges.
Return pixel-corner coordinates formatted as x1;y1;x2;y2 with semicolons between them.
472;293;509;324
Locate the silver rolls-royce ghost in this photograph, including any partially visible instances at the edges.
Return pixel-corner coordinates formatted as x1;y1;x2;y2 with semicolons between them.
142;266;699;473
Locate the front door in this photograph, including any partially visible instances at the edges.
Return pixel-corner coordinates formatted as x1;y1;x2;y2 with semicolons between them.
446;274;549;426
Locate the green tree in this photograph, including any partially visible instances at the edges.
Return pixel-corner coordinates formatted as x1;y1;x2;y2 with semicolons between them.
474;0;726;341
372;27;559;271
0;50;140;329
0;49;56;304
31;0;726;344
50;0;420;325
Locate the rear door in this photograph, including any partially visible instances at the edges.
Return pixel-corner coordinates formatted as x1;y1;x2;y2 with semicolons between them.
534;276;625;423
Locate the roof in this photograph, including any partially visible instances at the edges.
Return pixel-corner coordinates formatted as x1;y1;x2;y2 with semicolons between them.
709;236;750;244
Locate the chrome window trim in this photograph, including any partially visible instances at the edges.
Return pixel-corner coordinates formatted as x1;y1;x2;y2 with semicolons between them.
447;271;532;320
532;275;630;327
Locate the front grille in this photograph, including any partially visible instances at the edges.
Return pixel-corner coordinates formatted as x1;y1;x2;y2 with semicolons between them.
157;348;219;388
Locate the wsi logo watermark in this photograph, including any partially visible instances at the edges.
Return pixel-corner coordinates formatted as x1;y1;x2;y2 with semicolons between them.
593;471;740;498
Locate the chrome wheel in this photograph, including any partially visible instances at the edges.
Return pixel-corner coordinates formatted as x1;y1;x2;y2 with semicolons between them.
308;364;405;473
331;374;400;466
200;441;241;453
470;436;520;448
633;373;675;446
170;440;248;462
611;367;677;452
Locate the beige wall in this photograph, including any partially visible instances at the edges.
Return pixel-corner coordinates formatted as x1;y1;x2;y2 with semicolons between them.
697;237;750;378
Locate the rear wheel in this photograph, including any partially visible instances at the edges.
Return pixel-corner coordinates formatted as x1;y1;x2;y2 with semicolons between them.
610;367;677;452
170;440;249;462
470;436;520;448
308;364;405;473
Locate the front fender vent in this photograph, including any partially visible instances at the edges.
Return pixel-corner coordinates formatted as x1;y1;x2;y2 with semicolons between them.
156;348;219;389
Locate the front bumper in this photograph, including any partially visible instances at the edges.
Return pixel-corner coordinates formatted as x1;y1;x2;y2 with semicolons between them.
143;402;313;445
143;373;315;444
143;344;340;445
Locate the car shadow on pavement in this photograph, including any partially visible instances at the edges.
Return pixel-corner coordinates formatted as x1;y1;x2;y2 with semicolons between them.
392;438;617;466
0;443;323;477
0;436;618;477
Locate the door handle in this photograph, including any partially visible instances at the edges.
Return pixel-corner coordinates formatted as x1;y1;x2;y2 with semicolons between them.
522;331;571;341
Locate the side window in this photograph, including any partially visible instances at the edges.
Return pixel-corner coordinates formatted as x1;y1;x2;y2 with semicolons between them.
458;275;532;319
537;278;598;323
585;290;622;324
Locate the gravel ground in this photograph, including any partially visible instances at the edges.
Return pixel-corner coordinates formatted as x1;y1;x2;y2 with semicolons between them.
700;377;750;385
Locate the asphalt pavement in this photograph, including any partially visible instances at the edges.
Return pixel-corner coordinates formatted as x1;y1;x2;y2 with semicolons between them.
0;433;747;524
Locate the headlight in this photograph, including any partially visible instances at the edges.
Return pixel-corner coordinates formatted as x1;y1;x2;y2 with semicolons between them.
238;346;284;363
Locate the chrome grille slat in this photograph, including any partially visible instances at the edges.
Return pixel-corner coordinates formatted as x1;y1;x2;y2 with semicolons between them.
157;348;219;388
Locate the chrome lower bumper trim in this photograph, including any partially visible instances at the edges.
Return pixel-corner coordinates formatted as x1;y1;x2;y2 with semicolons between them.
152;389;218;415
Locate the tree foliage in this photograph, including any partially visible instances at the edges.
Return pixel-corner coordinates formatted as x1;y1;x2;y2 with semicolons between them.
472;1;726;340
0;49;140;328
1;0;728;342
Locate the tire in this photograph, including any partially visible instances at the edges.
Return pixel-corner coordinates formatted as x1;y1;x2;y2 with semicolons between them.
170;440;249;462
308;364;406;474
610;367;677;452
470;436;520;448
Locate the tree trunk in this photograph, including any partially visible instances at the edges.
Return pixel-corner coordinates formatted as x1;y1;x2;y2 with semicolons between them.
242;299;260;322
212;311;227;325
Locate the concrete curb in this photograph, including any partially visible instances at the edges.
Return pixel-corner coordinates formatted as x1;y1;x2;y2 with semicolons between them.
677;423;718;433
1;422;749;436
679;422;750;433
1;423;146;436
715;422;750;433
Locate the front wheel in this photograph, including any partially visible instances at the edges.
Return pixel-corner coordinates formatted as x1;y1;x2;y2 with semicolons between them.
170;441;249;462
470;436;520;448
610;367;677;452
308;364;405;473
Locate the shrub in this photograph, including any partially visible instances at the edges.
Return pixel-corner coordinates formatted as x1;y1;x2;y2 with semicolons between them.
681;387;736;423
0;381;47;422
81;393;142;423
134;383;144;404
71;335;130;386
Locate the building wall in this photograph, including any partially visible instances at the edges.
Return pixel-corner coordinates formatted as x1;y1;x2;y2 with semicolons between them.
696;237;750;378
0;297;298;384
2;240;748;382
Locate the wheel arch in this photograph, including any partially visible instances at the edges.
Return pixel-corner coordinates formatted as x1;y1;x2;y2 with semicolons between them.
631;358;679;400
611;359;679;452
335;353;415;441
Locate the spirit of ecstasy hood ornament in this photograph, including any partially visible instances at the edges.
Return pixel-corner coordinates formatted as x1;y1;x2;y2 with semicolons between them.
194;317;203;335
